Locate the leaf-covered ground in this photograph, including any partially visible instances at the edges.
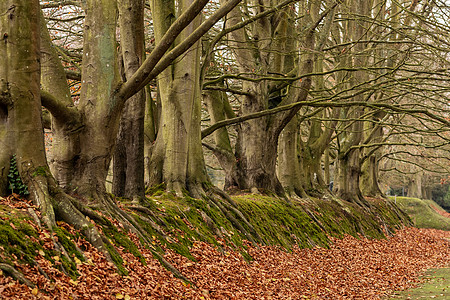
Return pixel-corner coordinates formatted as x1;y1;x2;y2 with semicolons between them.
1;226;449;299
0;195;449;299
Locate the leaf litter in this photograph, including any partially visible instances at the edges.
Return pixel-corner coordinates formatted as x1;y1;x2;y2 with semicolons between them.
0;197;449;299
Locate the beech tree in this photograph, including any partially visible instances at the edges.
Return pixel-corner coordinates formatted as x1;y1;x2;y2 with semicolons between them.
2;0;449;238
1;0;109;261
201;0;449;203
201;0;343;195
1;0;260;264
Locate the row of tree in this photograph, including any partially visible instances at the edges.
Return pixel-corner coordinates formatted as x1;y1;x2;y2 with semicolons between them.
1;0;449;237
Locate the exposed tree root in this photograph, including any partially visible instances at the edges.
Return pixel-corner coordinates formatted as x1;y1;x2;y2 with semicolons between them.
209;186;264;243
52;192;111;260
0;263;34;288
64;190;193;282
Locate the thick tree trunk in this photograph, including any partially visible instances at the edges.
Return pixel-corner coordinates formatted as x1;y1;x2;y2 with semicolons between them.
203;89;244;190
277;116;305;197
334;0;370;205
112;0;146;200
360;154;384;197
144;88;157;188
407;172;423;199
300;145;328;196
237;115;284;194
335;149;365;204
39;13;82;191
0;1;109;257
70;0;121;200
212;0;316;196
148;0;208;196
0;0;52;223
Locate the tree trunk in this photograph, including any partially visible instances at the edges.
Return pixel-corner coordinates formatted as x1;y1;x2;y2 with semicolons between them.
277;115;305;197
0;2;104;245
212;0;314;195
203;89;244;190
39;12;82;192
0;0;52;223
237;111;284;194
70;0;121;200
360;155;384;197
144;88;157;188
335;149;365;204
407;172;423;199
112;0;146;200
334;0;370;205
149;0;208;196
360;113;385;198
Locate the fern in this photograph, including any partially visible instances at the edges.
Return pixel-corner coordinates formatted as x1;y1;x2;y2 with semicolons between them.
7;155;29;197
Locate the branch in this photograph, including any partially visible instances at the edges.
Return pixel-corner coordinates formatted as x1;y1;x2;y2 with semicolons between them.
65;69;81;81
0;263;34;288
117;0;211;100
40;90;82;129
200;0;300;81
201;98;450;139
117;0;243;100
40;1;81;9
203;85;251;96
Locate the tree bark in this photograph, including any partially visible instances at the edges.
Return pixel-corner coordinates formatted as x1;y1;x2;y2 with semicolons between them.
70;0;121;200
149;0;208;196
112;0;146;200
203;89;244;190
277;115;305;197
334;0;369;205
40;12;82;192
212;0;315;195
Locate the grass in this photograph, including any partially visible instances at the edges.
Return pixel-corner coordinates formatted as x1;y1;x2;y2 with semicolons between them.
391;197;450;231
387;197;450;299
389;268;450;299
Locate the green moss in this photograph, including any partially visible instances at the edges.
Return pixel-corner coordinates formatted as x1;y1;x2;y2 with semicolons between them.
60;255;78;279
32;166;48;177
124;193;408;267
393;197;450;230
146;183;166;196
234;195;329;249
54;227;84;261
104;242;128;275
102;222;145;265
0;208;41;265
0;220;39;264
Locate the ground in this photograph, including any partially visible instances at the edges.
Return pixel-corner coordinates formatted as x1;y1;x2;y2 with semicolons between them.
0;195;449;299
390;268;450;299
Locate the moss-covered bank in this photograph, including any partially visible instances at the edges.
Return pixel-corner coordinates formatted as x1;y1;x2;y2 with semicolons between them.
128;193;411;259
0;193;411;283
392;196;450;231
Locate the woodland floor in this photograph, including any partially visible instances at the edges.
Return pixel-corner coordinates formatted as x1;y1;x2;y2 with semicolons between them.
0;198;450;299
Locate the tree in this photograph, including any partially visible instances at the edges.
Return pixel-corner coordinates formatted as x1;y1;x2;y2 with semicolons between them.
147;0;208;197
112;0;147;201
1;0;108;259
202;0;339;195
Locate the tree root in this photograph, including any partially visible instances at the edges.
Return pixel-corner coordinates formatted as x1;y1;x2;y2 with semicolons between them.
0;263;34;288
208;186;264;244
65;191;193;281
52;192;113;263
208;195;259;244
